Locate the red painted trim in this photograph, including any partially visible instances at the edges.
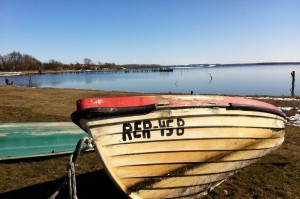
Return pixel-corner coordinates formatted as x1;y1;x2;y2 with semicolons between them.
76;95;281;112
76;96;156;110
227;97;281;111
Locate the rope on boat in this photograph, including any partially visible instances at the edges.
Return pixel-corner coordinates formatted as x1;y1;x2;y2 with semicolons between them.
48;137;93;199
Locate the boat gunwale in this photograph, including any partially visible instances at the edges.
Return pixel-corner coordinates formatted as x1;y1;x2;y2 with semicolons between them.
87;109;285;122
71;103;286;131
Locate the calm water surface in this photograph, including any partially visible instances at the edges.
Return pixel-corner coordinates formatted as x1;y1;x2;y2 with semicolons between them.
2;65;300;95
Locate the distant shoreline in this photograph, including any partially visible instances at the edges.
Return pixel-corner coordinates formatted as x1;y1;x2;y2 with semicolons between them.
173;62;300;68
0;62;299;76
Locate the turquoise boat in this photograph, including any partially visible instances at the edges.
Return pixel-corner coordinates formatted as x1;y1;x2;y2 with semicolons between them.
0;122;87;160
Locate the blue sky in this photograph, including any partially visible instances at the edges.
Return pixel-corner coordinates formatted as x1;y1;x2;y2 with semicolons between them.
1;0;299;65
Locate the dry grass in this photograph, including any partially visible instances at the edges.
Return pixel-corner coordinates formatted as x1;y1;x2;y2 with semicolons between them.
0;85;146;122
0;85;299;199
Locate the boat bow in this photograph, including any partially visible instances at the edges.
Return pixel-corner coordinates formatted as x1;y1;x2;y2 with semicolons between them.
71;95;285;198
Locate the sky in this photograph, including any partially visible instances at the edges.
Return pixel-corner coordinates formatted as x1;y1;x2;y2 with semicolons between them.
0;0;300;65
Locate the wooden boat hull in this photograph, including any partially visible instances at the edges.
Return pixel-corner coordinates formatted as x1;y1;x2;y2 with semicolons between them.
71;95;285;198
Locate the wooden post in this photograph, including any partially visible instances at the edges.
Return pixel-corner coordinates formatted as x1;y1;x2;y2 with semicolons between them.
29;74;32;87
291;71;295;96
209;73;213;84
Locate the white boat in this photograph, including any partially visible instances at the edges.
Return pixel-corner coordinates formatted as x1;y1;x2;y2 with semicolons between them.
0;71;22;76
159;67;173;72
71;95;285;198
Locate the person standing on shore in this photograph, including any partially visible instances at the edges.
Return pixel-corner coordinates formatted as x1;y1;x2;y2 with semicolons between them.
5;78;9;85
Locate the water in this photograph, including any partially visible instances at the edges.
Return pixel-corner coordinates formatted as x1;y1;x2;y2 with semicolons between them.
1;64;300;95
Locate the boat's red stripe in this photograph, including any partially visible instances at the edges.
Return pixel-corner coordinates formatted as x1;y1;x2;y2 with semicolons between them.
76;96;156;110
227;97;280;111
76;96;281;112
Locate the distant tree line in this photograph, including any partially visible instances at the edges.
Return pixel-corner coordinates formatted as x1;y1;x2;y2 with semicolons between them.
0;51;161;72
0;51;41;71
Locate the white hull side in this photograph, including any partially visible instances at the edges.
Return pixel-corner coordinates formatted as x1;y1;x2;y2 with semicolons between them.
80;107;285;199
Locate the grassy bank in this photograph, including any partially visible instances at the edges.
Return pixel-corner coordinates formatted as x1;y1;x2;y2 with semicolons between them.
0;86;299;199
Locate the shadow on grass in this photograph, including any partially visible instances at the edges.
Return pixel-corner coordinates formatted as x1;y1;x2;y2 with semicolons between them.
0;169;127;199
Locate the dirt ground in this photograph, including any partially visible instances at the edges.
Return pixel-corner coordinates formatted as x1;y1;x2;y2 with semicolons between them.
0;85;299;199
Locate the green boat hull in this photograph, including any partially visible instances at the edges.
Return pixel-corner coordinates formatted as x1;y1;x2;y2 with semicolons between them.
0;122;88;160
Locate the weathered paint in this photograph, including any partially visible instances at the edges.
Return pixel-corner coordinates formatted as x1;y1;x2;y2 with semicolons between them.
0;122;88;160
72;95;286;199
75;95;282;112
